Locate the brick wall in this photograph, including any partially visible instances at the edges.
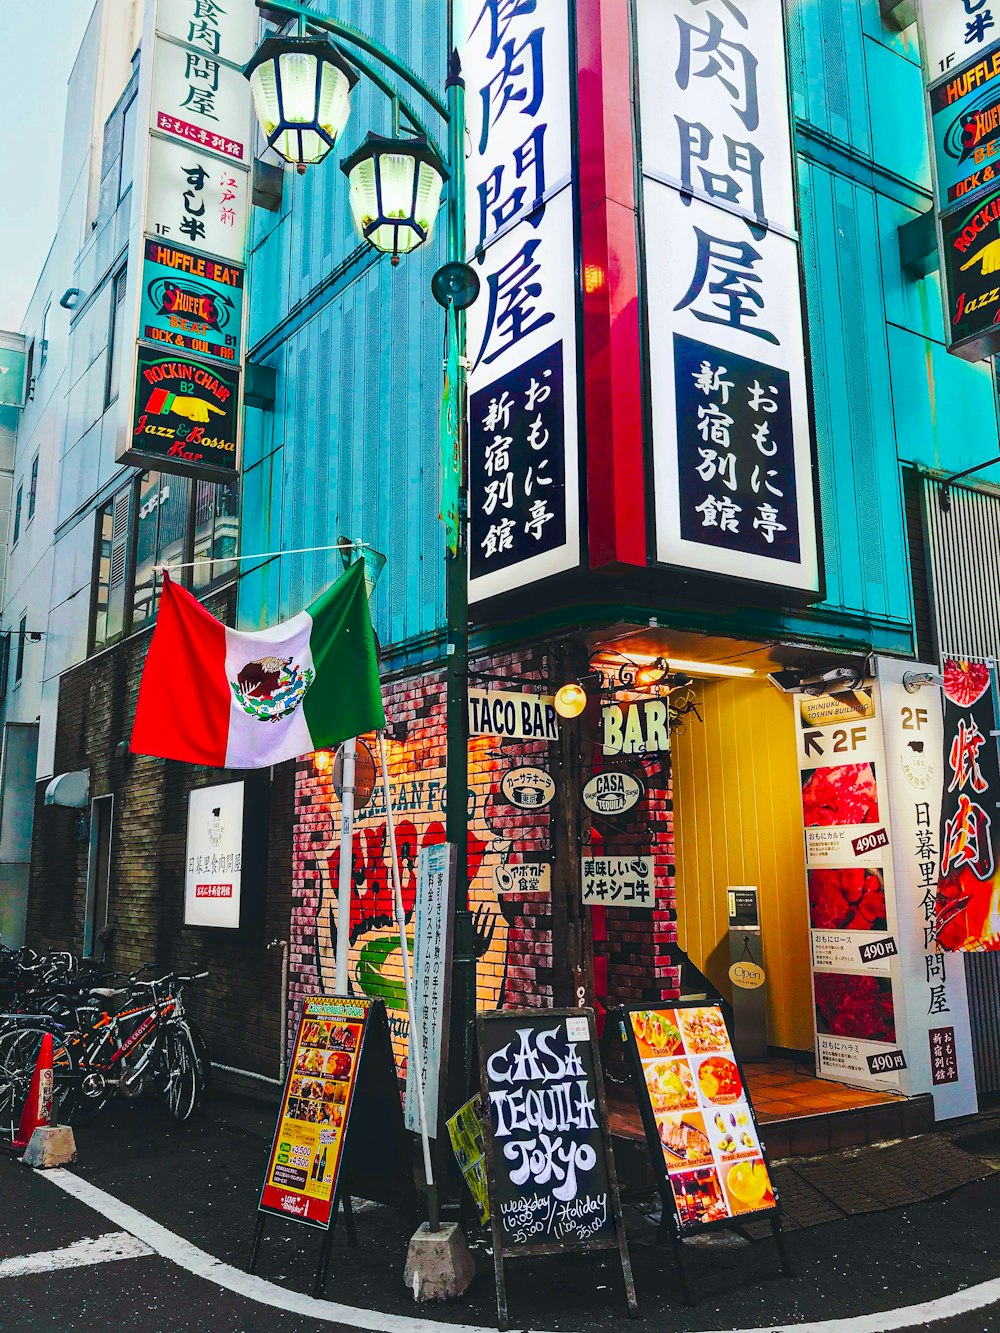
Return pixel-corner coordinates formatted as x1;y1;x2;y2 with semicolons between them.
289;645;680;1071
26;584;295;1077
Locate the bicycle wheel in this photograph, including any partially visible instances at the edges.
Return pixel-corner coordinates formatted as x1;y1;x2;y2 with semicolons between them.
0;1025;76;1142
186;1018;212;1110
161;1023;202;1122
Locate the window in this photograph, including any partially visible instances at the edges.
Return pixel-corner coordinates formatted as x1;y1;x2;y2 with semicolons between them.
91;484;133;652
192;479;239;590
118;95;137;202
27;455;38;523
104;266;128;409
11;486;22;546
132;472;190;629
84;795;114;959
14;614;26;684
90;470;238;653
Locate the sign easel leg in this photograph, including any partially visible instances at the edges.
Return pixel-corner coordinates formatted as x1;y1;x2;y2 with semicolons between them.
247;1215;265;1273
771;1217;793;1277
492;1243;508;1332
617;1226;639;1317
342;1190;358;1247
671;1234;695;1306
313;1230;334;1299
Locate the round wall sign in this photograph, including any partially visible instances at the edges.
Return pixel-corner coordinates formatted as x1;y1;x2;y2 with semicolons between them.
582;771;644;817
728;961;766;990
500;767;555;809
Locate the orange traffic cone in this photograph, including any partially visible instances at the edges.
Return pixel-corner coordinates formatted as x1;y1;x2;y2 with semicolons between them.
13;1032;54;1153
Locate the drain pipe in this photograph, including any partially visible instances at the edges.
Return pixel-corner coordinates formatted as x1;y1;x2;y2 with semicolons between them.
268;937;290;1082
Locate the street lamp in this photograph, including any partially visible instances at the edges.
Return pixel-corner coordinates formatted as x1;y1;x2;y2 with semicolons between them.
244;3;475;1265
341;133;446;265
243;33;357;173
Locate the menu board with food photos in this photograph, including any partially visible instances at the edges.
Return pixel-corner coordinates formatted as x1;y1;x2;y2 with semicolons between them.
620;1003;779;1234
259;995;368;1228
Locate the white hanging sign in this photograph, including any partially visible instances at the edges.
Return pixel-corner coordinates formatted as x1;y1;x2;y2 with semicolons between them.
635;0;819;595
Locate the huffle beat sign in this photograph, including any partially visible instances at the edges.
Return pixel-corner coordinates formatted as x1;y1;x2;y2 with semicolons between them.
116;0;255;480
635;0;819;596
920;0;1000;360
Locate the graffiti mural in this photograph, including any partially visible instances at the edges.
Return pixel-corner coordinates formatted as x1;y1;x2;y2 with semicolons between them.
290;664;557;1075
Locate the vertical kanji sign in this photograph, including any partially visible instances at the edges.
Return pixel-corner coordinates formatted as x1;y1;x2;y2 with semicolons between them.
635;0;819;594
935;659;1000;951
117;0;255;480
463;0;582;603
404;842;455;1137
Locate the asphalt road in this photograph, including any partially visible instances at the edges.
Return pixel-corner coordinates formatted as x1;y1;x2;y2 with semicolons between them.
5;1095;1000;1331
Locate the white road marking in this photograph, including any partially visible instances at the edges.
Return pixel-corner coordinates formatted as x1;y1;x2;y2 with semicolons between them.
0;1230;152;1278
36;1167;1000;1333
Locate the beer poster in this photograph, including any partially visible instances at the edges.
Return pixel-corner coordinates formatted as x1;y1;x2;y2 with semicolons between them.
621;1003;779;1233
259;996;368;1228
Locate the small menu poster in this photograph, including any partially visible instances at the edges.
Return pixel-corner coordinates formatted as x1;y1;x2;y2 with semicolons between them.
259;995;368;1228
623;1004;778;1232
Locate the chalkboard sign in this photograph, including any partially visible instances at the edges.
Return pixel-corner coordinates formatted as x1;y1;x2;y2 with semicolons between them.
616;1001;790;1302
251;996;415;1297
478;1007;637;1329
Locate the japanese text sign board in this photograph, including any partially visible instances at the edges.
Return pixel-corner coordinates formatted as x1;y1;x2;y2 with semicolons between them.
477;1008;636;1327
404;843;455;1138
581;856;655;909
619;1004;779;1235
156;0;258;68
934;659;1000;952
260;996;368;1228
794;663;977;1118
118;0;254;481
150;35;251;166
919;1;1000;83
797;683;906;1088
184;780;245;927
635;0;819;596
877;657;976;1121
462;0;582;604
143;136;250;263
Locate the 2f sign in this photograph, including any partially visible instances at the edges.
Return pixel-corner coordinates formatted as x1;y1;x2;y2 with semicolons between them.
802;723;868;760
601;700;670;755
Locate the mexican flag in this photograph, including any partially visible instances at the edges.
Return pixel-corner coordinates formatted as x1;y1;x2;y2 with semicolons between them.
130;560;385;767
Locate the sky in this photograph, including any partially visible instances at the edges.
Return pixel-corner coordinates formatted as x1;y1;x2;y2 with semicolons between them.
0;0;94;331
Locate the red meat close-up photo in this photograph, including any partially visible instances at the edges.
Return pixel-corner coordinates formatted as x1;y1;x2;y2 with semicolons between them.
808;868;887;932
814;972;896;1045
801;762;880;828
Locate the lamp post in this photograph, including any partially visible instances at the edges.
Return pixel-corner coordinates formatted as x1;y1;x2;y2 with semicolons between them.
244;0;475;1229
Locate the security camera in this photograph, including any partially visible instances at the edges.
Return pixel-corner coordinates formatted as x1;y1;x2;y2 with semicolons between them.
903;671;944;694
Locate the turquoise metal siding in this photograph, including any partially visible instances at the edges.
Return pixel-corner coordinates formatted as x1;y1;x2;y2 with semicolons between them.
787;0;1000;649
238;0;1000;659
238;0;447;650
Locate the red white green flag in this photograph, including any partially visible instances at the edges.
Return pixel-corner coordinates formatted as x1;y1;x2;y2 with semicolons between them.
130;560;385;767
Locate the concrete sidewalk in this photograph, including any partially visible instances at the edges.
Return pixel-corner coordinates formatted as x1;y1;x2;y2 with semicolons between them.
1;1087;993;1332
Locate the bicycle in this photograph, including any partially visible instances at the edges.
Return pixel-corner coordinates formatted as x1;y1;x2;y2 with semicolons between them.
0;968;211;1140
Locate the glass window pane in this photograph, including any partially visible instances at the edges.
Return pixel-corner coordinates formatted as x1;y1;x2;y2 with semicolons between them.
133;472;190;628
119;96;137;201
192;479;239;589
92;502;114;650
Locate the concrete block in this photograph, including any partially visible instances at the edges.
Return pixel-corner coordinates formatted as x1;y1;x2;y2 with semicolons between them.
22;1125;77;1168
403;1222;475;1302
